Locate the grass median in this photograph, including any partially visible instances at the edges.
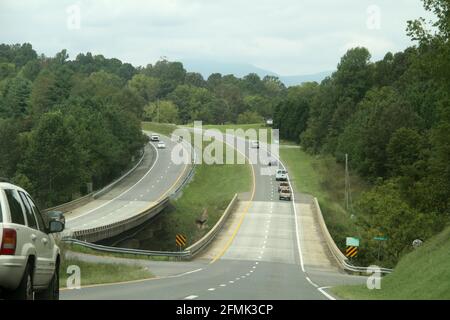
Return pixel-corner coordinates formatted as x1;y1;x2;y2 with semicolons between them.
134;124;253;251
186;123;273;144
142;121;177;136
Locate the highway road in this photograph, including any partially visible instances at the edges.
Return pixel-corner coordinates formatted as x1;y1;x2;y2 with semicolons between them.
65;133;189;232
62;131;363;300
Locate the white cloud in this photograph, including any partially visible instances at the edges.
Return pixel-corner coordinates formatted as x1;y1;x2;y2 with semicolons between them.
0;0;432;75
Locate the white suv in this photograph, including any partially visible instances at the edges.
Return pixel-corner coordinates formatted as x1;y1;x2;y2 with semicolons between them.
0;182;64;300
275;169;288;181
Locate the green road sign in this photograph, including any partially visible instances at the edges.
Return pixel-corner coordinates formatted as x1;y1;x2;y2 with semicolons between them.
346;237;360;247
374;236;388;241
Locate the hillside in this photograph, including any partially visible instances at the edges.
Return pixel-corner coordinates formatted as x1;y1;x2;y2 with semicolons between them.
332;226;450;300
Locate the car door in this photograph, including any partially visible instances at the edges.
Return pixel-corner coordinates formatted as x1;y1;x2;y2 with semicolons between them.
18;192;54;286
3;189;32;278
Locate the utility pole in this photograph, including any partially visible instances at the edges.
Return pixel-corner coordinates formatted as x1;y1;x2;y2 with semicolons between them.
157;100;160;123
345;153;353;212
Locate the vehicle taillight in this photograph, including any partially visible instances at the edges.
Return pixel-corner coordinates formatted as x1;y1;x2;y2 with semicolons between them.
0;228;17;255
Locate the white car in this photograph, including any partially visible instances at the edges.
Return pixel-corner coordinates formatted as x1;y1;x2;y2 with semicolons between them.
157;141;166;149
150;134;160;142
275;169;288;181
0;182;64;300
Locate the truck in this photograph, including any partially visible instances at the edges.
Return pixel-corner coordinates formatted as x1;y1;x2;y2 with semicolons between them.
279;188;292;201
278;182;290;193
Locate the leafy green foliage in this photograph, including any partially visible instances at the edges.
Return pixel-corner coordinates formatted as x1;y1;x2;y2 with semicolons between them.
0;44;146;207
273;0;450;266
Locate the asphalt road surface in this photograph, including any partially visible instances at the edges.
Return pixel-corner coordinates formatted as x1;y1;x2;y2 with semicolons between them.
62;131;363;300
65;133;189;232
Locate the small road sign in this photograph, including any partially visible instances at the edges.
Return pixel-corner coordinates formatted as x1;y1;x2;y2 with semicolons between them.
346;237;360;247
374;236;388;241
346;246;358;258
176;234;187;248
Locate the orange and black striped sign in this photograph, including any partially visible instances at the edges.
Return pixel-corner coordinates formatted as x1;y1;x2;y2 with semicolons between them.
176;234;187;247
346;246;358;258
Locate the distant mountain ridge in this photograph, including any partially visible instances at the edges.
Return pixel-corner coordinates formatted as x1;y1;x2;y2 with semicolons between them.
181;59;333;87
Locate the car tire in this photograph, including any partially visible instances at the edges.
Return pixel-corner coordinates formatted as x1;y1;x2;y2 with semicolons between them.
35;263;59;300
7;262;33;300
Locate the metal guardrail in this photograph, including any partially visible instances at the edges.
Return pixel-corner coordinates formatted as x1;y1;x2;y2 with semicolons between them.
65;136;197;244
63;193;239;259
92;148;146;199
312;197;393;274
63;238;191;258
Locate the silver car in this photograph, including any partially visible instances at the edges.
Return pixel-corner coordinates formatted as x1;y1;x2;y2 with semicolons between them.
0;183;64;300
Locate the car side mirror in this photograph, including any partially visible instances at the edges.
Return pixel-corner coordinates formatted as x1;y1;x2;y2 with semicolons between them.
49;220;64;234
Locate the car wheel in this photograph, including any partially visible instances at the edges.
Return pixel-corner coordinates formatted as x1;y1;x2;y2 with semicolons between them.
35;263;59;300
7;262;33;300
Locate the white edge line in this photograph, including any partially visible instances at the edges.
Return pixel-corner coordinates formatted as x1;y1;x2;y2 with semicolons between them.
167;268;203;279
305;276;319;288
318;287;336;300
68;136;160;223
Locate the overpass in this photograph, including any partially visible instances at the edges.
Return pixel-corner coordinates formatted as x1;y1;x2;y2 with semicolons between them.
64;132;192;242
62;130;367;300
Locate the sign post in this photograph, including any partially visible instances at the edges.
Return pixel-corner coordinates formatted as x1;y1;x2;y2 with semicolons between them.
373;236;388;261
176;234;187;260
345;237;360;259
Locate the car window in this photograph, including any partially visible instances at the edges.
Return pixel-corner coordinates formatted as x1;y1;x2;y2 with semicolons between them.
19;191;38;230
26;195;46;232
0;196;3;223
5;189;25;225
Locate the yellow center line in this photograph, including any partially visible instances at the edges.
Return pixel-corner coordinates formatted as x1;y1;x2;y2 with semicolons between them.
209;135;256;264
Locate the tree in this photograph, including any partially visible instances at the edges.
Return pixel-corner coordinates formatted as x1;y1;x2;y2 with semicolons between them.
185;72;206;87
145;60;186;97
1;76;32;117
386;128;423;177
0;118;23;178
128;74;160;102
274;82;318;142
144;100;179;124
355;180;440;266
335;87;420;178
21;111;86;206
237;111;263;124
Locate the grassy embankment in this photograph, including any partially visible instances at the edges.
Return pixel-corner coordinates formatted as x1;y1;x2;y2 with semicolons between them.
59;257;153;288
279;147;369;251
186;123;272;144
332;226;450;299
139;122;252;251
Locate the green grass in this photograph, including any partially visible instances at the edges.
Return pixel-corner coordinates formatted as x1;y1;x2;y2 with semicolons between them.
59;257;153;288
332;226;450;300
142;122;178;137
119;126;253;251
280;147;369;251
137;133;252;251
185;123;273;144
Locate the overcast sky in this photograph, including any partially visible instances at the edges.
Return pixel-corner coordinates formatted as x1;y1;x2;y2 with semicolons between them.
0;0;432;75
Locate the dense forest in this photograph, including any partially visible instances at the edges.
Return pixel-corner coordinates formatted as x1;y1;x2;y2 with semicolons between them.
274;0;449;265
0;0;447;266
0;41;284;208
